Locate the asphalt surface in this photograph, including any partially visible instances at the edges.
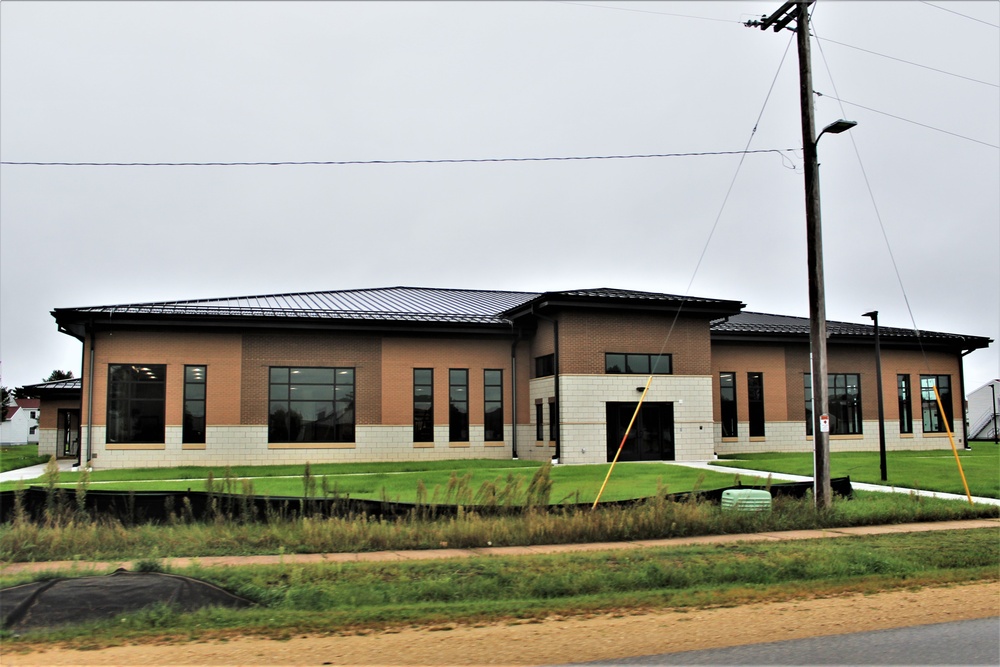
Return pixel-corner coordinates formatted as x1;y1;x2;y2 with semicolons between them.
574;617;1000;665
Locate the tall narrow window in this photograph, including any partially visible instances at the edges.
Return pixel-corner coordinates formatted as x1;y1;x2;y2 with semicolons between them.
920;375;952;433
268;367;355;443
449;369;469;442
747;372;765;437
183;365;207;444
720;372;737;437
548;400;558;442
483;369;503;442
413;369;434;442
897;374;912;434
107;364;166;443
805;373;862;435
536;403;544;441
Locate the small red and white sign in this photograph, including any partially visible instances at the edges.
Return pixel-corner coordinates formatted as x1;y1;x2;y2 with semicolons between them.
819;415;830;433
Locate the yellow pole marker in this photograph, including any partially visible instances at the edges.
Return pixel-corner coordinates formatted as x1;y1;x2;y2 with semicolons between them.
934;384;973;505
592;374;654;510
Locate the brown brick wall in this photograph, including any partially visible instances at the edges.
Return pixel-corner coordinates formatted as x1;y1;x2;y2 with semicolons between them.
241;331;381;425
555;311;713;376
711;342;789;421
37;398;79;429
710;341;965;429
83;329;242;428
381;336;515;426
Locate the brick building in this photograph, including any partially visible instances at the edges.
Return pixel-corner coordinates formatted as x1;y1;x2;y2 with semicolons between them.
36;286;991;469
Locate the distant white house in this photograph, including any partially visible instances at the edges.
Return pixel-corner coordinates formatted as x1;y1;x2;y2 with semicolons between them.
0;398;41;445
967;379;999;441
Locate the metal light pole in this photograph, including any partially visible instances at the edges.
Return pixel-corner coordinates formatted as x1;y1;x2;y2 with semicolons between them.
864;310;888;481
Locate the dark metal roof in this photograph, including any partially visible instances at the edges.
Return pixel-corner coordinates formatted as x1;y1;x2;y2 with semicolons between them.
55;287;542;327
711;311;992;351
17;378;83;398
502;287;745;318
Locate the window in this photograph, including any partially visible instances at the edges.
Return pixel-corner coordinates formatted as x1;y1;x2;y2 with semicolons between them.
268;367;354;443
183;365;206;444
549;400;558;442
804;373;862;436
535;354;555;378
720;372;737;437
449;369;469;442
484;370;503;442
920;375;953;433
29;426;37;435
748;372;765;437
536;403;544;441
898;374;912;434
30;411;37;419
107;364;166;443
605;353;672;374
413;369;434;442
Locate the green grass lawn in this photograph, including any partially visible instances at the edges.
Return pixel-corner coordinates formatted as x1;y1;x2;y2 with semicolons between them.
36;460;766;504
2;528;996;645
0;444;47;473
714;442;1000;498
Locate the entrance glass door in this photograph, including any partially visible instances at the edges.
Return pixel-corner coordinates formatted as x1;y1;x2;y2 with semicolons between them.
59;409;80;458
606;402;674;461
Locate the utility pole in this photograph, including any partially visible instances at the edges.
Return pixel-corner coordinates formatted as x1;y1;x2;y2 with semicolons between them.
747;1;843;507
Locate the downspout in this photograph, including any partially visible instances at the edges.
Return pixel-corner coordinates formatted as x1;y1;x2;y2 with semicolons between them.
959;346;973;449
510;336;518;459
85;325;96;469
532;308;560;463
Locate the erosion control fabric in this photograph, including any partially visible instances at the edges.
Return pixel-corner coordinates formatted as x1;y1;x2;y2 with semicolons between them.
1;569;252;632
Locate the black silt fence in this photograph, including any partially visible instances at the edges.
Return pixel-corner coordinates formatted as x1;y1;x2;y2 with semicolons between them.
0;477;853;525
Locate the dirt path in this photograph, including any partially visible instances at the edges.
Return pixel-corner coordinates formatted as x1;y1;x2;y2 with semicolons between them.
4;581;997;666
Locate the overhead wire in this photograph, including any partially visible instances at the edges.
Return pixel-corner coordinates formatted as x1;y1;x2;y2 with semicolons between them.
920;1;1000;28
815;36;999;89
813;92;1000;149
0;149;797;167
594;17;799;507
812;18;931;370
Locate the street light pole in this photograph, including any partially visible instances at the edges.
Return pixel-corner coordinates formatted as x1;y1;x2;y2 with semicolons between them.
864;310;888;481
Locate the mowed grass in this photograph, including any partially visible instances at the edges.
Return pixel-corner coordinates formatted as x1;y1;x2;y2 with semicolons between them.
714;443;1000;498
0;444;48;473
2;528;996;645
37;460;767;504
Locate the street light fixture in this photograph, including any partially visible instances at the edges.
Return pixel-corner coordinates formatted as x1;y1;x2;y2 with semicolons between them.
863;310;888;481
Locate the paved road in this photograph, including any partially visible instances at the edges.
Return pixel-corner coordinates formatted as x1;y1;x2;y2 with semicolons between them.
574;617;1000;665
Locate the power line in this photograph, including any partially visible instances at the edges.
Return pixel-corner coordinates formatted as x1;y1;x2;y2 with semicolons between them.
814;91;999;149
0;149;797;167
921;1;1000;28
817;36;999;89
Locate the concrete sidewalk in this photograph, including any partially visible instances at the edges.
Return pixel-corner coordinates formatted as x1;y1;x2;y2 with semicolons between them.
0;459;77;483
671;460;1000;507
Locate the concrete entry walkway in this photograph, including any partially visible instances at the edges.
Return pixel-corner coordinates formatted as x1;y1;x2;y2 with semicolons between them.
669;460;1000;506
0;459;77;483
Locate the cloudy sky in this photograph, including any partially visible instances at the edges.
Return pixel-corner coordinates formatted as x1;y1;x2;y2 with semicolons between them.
2;1;998;394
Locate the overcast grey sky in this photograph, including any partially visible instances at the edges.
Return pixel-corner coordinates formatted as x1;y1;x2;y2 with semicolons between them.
2;1;998;394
